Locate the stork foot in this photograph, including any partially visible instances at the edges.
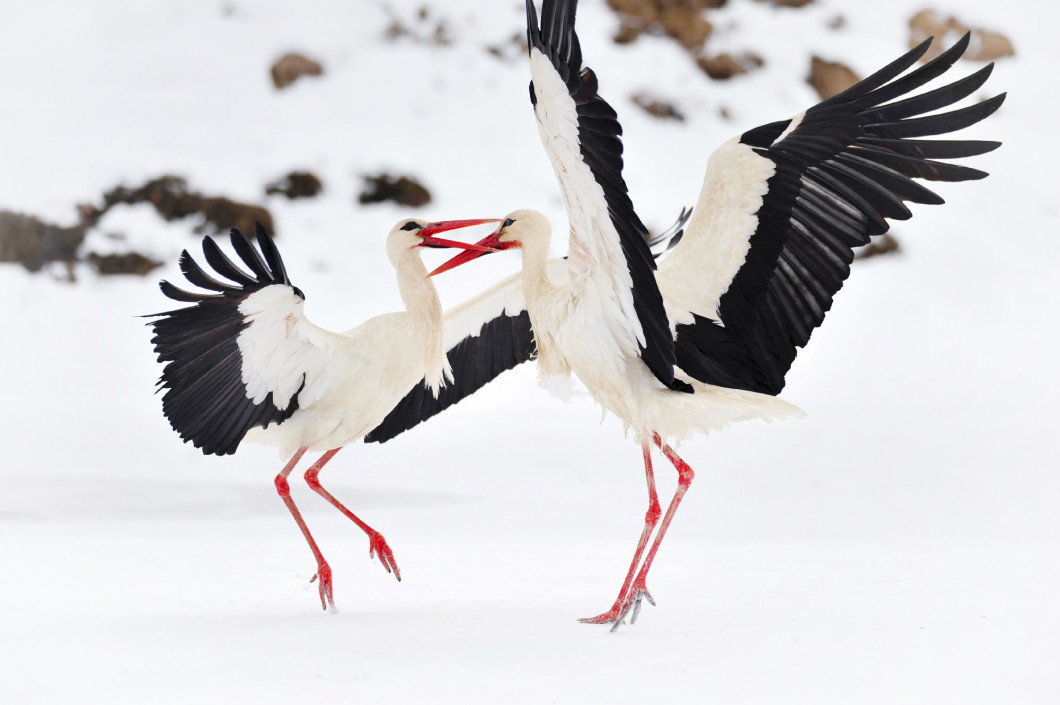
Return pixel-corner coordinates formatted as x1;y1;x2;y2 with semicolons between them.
310;562;335;610
578;580;655;630
368;532;401;581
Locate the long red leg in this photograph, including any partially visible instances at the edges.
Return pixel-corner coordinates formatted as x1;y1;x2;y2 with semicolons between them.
579;441;662;625
303;449;401;581
273;447;334;610
620;433;696;626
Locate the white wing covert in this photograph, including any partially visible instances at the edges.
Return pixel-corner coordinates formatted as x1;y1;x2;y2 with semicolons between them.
365;268;542;443
526;0;689;393
147;224;325;455
658;34;1004;395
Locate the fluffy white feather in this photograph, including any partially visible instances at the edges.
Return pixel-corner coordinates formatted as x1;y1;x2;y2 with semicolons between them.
656;137;776;327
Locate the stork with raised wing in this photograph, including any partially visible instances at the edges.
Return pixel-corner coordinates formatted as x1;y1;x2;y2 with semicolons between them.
414;0;1005;629
146;218;496;609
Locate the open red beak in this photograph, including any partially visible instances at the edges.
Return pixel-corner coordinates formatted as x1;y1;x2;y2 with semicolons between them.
419;219;501;252
428;231;506;277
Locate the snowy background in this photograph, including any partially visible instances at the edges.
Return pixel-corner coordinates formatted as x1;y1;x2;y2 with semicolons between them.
1;0;1057;702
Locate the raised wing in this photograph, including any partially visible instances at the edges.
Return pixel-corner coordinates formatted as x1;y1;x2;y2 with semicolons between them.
659;34;1004;395
366;259;570;443
526;0;688;393
146;224;323;455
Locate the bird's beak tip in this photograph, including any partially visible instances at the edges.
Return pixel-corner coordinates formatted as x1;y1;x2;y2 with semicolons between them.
419;218;503;254
428;232;504;277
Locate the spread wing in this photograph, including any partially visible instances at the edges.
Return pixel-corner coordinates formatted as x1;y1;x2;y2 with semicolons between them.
366;259;569;443
146;224;327;455
526;0;689;393
657;34;1005;394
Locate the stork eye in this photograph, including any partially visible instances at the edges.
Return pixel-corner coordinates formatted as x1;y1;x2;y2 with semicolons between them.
400;221;421;232
502;218;515;228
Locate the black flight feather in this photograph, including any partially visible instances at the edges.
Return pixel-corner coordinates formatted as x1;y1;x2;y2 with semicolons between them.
676;34;1004;395
145;224;304;455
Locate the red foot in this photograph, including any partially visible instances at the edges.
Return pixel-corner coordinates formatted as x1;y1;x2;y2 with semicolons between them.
579;579;655;631
368;532;401;581
310;562;335;610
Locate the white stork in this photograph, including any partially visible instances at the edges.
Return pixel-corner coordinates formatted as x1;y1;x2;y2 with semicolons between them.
379;0;1005;629
146;218;496;609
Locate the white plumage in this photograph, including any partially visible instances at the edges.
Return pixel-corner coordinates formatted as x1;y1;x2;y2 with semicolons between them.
422;0;1004;629
657;137;776;328
147;217;496;608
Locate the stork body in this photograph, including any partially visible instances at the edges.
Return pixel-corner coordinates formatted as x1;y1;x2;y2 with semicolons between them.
413;0;1004;629
147;218;495;608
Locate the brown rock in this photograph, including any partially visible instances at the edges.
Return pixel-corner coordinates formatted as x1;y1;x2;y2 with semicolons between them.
486;31;527;61
196;197;274;239
855;233;901;260
613;22;643;45
0;211;84;272
909;10;1014;62
606;0;724;49
266;171;324;200
88;251;164;276
697;52;763;80
660;8;713;50
271;52;324;90
632;92;686;121
94;176;275;237
359;174;432;208
384;7;454;47
807;56;860;101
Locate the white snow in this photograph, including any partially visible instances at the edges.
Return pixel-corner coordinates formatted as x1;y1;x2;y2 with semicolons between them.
1;1;1057;703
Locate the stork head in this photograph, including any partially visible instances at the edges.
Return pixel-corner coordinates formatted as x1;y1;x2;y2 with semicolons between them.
428;209;549;276
385;217;501;268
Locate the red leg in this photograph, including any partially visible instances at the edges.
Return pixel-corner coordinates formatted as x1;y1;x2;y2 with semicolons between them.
273;447;334;610
303;449;401;581
619;433;696;626
580;441;662;625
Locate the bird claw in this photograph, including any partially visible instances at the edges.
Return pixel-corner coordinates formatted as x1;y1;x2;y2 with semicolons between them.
623;586;656;629
368;532;401;581
310;563;335;611
579;581;655;631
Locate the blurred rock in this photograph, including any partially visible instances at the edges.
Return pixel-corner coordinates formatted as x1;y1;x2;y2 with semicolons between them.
607;0;722;50
385;5;452;46
195;197;274;238
697;52;763;80
807;55;860;101
487;31;528;62
271;52;324;90
632;92;686;121
266;171;324;200
754;0;814;6
909;10;1014;62
87;251;163;276
855;233;901;260
359;174;432;208
92;176;275;237
0;211;84;272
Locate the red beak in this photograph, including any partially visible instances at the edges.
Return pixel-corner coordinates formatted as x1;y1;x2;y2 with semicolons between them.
428;231;506;277
419;219;501;252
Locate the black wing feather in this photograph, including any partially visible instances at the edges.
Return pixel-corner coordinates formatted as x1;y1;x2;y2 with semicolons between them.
527;0;689;393
675;34;1004;395
145;223;304;455
365;311;537;444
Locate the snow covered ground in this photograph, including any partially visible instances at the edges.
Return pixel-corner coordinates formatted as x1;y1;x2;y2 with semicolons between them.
1;0;1057;702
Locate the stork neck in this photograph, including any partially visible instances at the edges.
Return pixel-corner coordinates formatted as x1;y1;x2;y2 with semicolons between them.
395;252;442;334
395;249;449;393
519;235;554;305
